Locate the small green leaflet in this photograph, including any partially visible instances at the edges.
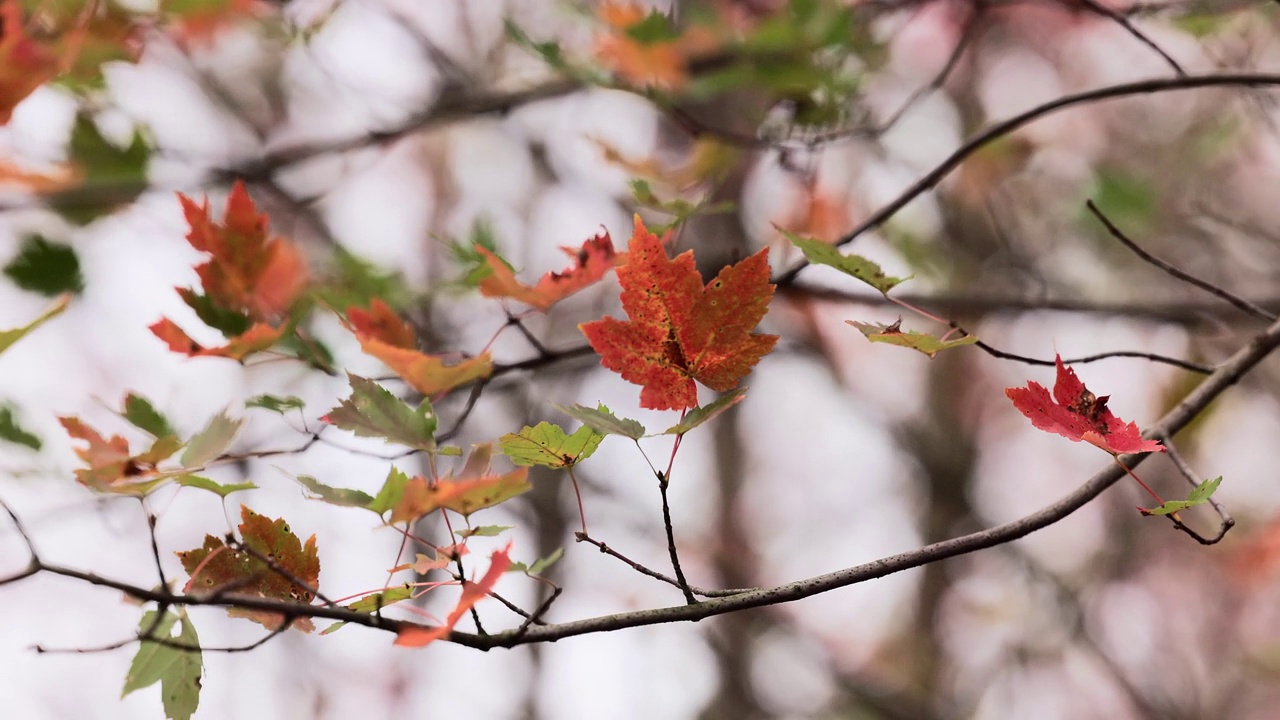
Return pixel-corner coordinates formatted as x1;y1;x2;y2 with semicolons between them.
124;393;175;439
324;374;437;452
245;394;305;414
180;412;243;468
0;405;41;450
3;235;83;296
294;473;376;510
368;466;411;517
553;403;646;440
176;475;257;498
508;548;564;576
321;585;415;635
456;524;513;539
500;422;603;468
177;289;252;338
52;115;149;225
782;229;909;294
664;389;747;435
847;321;979;358
0;294;70;356
122;609;202;720
1143;477;1222;516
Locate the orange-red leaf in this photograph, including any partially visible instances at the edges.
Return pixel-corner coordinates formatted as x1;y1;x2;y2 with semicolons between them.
347;298;417;349
0;1;67;124
580;215;778;410
388;468;531;524
342;301;492;396
58;416;181;492
477;229;622;311
593;3;716;90
394;543;511;647
1005;355;1165;456
180;180;307;322
149;318;286;361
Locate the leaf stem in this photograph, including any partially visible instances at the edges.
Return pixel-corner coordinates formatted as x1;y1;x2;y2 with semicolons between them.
566;466;588;535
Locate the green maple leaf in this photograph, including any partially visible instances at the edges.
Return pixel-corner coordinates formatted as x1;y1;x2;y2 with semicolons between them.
122;610;203;720
323;374;437;452
500;422;603;468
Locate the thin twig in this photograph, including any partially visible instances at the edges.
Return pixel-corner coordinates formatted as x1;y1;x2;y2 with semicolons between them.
1156;431;1235;545
1086;199;1276;321
657;474;697;605
1074;0;1186;77
969;338;1212;374
775;73;1280;285
575;532;756;598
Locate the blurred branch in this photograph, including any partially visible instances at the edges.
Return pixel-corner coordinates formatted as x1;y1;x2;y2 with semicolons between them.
774;72;1280;284
1085;200;1276;322
1073;0;1187;77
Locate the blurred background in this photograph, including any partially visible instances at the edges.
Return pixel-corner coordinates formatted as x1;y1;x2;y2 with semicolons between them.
2;0;1280;718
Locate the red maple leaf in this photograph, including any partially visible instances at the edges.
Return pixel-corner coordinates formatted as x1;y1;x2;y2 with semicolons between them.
394;543;511;647
476;229;623;311
579;215;778;411
1005;355;1164;456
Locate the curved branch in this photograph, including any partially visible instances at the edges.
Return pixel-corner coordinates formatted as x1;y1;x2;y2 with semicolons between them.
775;72;1280;285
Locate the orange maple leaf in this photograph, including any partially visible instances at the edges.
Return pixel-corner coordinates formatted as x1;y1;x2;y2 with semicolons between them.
151;181;307;360
343;301;493;397
59;416;182;492
389;469;532;525
476;229;623;311
593;2;717;90
150;317;287;361
580;215;778;411
394;544;511;647
0;157;81;193
181;180;307;321
1006;355;1165;456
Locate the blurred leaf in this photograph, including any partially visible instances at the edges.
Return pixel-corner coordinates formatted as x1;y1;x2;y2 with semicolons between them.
313;246;410;311
781;229;908;294
663;389;747;435
553;403;646;440
455;524;513;539
0;404;40;450
847;320;979;358
51;115;149;225
508;547;564;576
180;412;242;467
123;393;175;439
294;473;376;510
321;585;414;635
3;235;83;296
177;289;252;338
245;394;304;414
175;475;256;498
1090;168;1156;238
0;294;70;356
